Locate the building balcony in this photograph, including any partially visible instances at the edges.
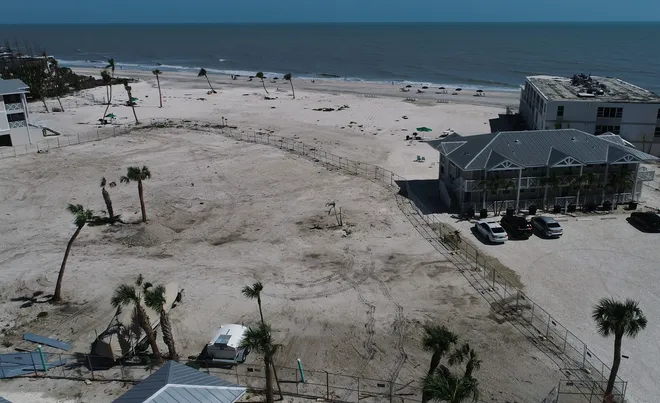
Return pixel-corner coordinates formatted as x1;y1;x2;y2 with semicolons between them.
4;102;24;113
637;166;655;182
9;120;26;128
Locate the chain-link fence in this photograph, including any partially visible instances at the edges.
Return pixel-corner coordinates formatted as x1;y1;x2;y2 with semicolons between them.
0;124;132;159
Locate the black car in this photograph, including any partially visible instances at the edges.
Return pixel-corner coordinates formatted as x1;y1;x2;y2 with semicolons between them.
628;211;660;232
500;216;532;239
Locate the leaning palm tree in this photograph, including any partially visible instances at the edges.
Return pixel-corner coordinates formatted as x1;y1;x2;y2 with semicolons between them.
242;282;265;323
256;72;269;95
592;298;647;401
42;52;64;111
423;366;479;403
53;204;94;302
198;68;216;93
100;177;116;223
448;343;481;379
283;73;295;99
422;325;458;403
152;69;163;107
240;323;279;403
120;166;151;223
101;69;113;121
124;83;139;124
144;284;178;360
106;58;116;103
111;275;163;362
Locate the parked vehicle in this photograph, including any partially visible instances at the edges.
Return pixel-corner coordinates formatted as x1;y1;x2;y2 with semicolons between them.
628;211;660;232
204;324;250;365
531;216;563;237
500;216;533;239
475;220;508;243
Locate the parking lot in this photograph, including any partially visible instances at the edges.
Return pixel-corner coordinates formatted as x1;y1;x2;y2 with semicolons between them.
433;210;660;403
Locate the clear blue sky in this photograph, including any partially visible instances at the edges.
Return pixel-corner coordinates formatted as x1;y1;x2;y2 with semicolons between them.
1;0;658;24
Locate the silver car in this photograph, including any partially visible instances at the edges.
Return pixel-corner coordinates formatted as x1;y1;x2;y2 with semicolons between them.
475;220;508;243
531;216;563;237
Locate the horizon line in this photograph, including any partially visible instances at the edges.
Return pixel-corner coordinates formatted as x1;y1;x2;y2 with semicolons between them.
1;21;660;25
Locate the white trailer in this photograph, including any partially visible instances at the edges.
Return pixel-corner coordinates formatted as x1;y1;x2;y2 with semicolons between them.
205;324;250;365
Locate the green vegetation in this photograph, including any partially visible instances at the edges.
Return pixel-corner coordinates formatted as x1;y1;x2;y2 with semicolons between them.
120;166;152;223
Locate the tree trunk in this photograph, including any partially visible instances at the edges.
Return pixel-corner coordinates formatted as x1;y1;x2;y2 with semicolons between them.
109;85;113;105
136;303;163;361
40;94;49;113
603;334;623;401
131;104;139;125
205;75;215;93
53;224;83;302
102;187;115;223
56;96;64;112
156;75;163;107
421;352;441;403
261;79;269;95
265;355;274;403
160;309;178;360
289;79;295;99
465;359;474;379
102;101;111;123
257;297;264;324
138;180;147;223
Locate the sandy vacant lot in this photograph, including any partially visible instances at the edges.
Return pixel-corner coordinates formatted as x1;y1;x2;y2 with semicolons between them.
0;128;561;402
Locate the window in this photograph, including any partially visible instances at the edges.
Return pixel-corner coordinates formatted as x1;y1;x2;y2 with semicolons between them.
595;125;620;135
2;94;21;104
557;106;564;117
597;107;623;118
655;127;660;138
657;109;660;119
7;112;26;122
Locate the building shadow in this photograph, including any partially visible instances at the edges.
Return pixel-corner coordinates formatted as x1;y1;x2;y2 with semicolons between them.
396;179;455;214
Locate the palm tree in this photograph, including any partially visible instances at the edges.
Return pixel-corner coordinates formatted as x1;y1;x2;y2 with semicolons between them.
101;69;113;121
240;322;279;403
120;166;151;223
283;73;295;99
242;282;265;323
448;343;481;379
198;68;216;93
479;177;511;214
53;204;93;302
124;83;139;124
256;72;269;95
592;298;647;401
106;58;116;103
100;177;116;223
542;173;560;210
111;275;163;362
423;366;479;403
42;52;64;111
144;284;178;360
152;69;163;107
607;171;635;203
422;325;458;403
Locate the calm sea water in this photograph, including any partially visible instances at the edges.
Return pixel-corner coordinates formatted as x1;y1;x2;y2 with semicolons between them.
1;23;660;92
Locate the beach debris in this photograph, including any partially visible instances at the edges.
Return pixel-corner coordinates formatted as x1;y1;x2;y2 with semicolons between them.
313;107;335;112
402;116;408;119
422;86;429;89
405;85;412;88
23;333;71;351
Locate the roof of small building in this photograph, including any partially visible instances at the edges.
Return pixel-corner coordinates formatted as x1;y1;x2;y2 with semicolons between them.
426;129;658;171
113;361;246;403
0;79;29;96
526;75;660;103
0;396;12;403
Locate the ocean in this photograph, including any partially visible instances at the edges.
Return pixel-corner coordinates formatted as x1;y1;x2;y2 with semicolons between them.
1;23;660;92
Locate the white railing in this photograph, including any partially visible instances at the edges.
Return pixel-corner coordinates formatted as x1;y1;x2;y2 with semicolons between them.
5;102;24;111
8;120;26;128
637;167;655;182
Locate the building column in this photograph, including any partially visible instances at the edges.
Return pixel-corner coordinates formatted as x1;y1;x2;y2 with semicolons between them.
576;165;584;206
21;93;32;144
632;164;639;202
515;168;522;212
601;164;609;204
482;169;488;210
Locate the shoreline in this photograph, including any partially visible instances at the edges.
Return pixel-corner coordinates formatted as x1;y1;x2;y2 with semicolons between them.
61;60;522;93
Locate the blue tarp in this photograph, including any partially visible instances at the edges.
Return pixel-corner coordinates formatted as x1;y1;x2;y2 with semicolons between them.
23;333;71;351
0;351;66;379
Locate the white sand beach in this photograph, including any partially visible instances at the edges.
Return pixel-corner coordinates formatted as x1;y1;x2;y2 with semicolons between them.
0;69;604;403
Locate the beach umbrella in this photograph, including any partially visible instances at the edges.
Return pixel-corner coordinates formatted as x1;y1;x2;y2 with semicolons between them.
130;97;138;102
476;89;483;93
439;87;445;90
455;88;462;91
422;86;429;89
105;113;116;118
405;85;412;88
416;127;432;132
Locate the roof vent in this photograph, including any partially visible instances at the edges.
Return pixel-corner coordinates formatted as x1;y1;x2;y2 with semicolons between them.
514;139;520;143
571;137;576;141
462;152;470;156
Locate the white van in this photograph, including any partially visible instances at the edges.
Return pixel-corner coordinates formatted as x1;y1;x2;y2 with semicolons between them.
205;324;250;364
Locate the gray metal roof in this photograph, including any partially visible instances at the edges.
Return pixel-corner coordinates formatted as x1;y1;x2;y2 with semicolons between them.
0;79;28;95
427;129;659;171
527;75;660;103
114;361;246;403
0;397;12;403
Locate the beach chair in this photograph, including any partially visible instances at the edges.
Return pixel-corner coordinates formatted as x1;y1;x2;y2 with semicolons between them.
415;155;422;162
421;156;426;161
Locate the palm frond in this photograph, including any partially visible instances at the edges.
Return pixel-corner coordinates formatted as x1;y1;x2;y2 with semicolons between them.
242;282;264;299
592;297;647;338
198;68;207;77
144;285;166;310
423;367;479;403
422;325;458;354
120;175;130;184
284;73;292;81
141;166;152;179
239;322;275;354
67;203;84;215
152;69;162;76
101;177;107;187
136;274;144;287
111;284;138;308
256;72;264;79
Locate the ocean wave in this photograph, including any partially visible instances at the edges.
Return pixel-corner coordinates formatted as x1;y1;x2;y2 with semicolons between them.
55;57;519;92
218;58;227;63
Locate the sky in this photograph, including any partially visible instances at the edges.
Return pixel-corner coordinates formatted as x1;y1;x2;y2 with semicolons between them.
2;0;658;24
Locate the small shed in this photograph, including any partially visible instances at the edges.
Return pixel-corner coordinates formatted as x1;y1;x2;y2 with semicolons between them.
113;361;246;403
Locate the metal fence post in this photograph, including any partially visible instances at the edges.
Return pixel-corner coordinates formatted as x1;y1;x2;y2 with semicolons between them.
389;381;394;403
582;344;587;368
492;266;496;288
87;355;95;380
326;371;330;399
357;377;360;402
